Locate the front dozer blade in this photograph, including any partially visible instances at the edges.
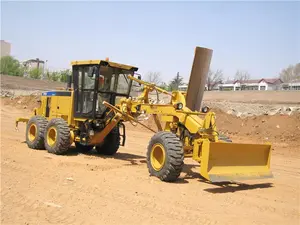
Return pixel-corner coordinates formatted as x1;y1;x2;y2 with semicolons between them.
200;141;273;182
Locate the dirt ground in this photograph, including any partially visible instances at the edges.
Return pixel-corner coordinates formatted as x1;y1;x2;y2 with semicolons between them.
1;97;299;225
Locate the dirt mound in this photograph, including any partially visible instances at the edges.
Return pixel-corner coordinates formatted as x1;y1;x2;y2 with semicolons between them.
1;95;40;111
137;108;300;149
213;108;300;147
1;74;66;91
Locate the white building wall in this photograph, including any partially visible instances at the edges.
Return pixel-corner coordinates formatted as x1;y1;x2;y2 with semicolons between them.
258;81;268;90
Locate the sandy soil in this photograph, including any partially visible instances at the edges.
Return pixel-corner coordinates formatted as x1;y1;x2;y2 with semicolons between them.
1;98;299;225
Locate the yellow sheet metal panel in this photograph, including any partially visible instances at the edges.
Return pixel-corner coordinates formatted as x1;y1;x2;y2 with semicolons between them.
71;60;101;65
49;96;58;118
107;61;137;70
200;141;272;182
161;115;173;122
70;60;138;71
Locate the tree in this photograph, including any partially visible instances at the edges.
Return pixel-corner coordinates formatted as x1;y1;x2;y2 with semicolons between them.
0;56;24;76
145;71;161;85
207;69;223;91
29;68;43;79
48;71;61;81
169;72;184;91
59;69;71;83
158;82;169;91
234;70;251;82
279;63;300;82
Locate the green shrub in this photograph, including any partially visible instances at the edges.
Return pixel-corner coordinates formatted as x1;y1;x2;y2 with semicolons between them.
29;68;43;79
0;56;24;76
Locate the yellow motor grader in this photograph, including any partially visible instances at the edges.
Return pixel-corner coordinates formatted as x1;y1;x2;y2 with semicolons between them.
16;59;272;182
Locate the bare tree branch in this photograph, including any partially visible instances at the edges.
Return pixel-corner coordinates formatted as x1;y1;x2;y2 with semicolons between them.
234;70;251;82
145;71;162;85
279;63;300;82
207;69;223;91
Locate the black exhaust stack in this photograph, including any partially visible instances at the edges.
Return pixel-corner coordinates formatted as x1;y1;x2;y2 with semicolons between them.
66;75;72;90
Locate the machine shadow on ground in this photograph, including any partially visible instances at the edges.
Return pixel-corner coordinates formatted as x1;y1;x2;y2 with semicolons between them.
203;182;273;193
64;146;147;166
178;163;274;192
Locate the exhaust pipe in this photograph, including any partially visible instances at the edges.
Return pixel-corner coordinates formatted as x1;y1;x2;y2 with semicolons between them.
66;75;72;90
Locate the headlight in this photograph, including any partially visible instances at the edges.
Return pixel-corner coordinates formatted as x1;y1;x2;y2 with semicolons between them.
201;106;209;113
174;102;183;110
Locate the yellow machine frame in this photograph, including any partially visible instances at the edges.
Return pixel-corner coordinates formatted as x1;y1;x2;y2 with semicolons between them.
16;59;273;183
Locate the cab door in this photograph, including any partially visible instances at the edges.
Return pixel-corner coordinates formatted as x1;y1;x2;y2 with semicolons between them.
73;65;98;119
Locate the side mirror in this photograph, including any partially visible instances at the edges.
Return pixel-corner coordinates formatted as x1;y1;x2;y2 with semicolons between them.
201;106;210;113
133;73;142;87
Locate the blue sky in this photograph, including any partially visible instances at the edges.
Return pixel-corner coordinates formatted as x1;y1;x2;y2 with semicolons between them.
1;1;299;82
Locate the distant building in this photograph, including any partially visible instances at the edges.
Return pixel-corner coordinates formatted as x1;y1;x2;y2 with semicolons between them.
23;58;45;71
219;80;237;91
178;84;188;91
179;78;285;92
219;78;283;91
281;81;300;90
22;58;45;78
1;40;11;57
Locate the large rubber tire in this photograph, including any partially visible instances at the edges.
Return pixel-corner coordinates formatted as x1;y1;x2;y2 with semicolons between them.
218;134;232;143
96;127;120;155
44;118;71;155
75;142;94;153
147;131;184;182
26;116;48;150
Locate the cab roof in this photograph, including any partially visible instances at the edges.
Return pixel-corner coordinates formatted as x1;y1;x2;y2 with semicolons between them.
70;59;138;71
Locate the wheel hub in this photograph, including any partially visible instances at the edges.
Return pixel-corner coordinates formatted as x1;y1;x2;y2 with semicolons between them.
28;124;37;141
151;143;166;171
47;127;57;147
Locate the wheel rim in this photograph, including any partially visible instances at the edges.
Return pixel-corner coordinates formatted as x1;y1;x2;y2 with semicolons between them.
47;126;57;147
150;143;166;171
28;124;37;141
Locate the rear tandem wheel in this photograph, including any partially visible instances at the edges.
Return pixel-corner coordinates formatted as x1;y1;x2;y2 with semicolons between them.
25;116;48;150
44;118;71;155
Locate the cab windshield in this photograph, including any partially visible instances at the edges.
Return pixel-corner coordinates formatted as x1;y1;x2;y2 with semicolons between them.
75;65;134;117
98;66;132;95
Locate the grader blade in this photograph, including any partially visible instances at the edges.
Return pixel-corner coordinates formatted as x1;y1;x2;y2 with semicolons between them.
200;142;272;182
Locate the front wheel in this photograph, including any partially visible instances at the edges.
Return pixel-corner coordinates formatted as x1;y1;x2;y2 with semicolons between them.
147;131;184;182
75;142;94;153
96;126;120;155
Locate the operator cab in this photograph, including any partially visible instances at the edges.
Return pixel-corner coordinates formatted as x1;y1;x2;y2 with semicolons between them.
71;59;139;119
